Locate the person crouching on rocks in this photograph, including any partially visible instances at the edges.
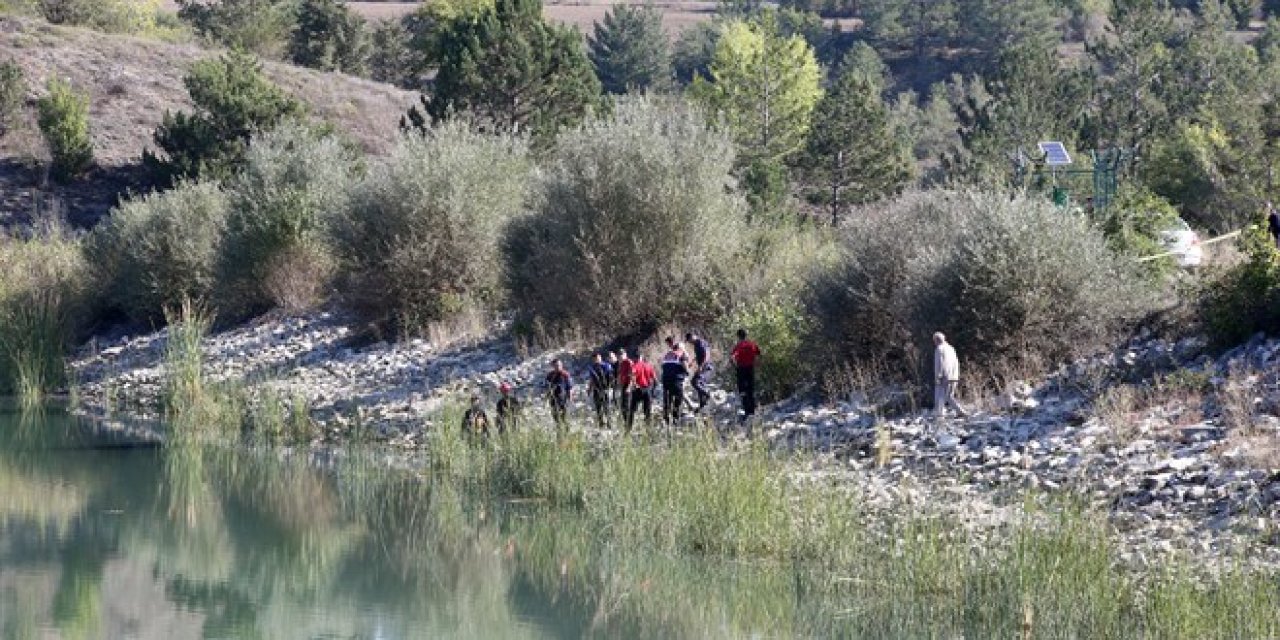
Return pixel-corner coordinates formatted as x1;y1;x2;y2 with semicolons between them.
495;382;520;435
932;332;968;419
544;359;573;432
462;395;490;440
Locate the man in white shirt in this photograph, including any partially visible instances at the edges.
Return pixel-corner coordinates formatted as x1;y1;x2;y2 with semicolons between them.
933;332;968;418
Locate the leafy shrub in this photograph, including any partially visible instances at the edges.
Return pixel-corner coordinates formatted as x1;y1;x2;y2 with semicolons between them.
716;294;810;402
88;181;228;324
1197;222;1280;347
506;98;748;337
290;0;370;75
176;0;297;56
145;50;303;186
1098;187;1183;279
0;60;25;136
36;77;93;183
806;190;1154;386
219;122;360;317
34;0;162;33
0;226;91;397
334;122;530;331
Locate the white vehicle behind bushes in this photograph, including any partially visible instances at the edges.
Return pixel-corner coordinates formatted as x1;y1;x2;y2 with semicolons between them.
1158;218;1204;268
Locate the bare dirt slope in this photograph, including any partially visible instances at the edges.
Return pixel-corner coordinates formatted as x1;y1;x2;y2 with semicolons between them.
0;16;417;227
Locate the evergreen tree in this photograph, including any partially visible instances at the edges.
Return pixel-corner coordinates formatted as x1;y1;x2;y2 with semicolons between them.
951;43;1091;184
957;0;1060;73
690;14;822;167
861;0;958;58
588;4;672;94
368;18;418;88
673;21;722;85
289;0;370;75
834;41;891;90
144;51;303;186
415;0;602;139
799;64;912;223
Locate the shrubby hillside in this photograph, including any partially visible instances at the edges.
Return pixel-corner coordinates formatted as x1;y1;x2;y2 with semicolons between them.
0;14;415;226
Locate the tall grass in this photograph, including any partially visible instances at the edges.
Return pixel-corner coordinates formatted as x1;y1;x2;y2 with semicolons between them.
418;414;1280;637
430;414;856;561
162;300;240;440
0;227;89;404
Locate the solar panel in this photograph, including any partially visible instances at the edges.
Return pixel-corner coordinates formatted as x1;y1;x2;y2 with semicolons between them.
1038;141;1072;166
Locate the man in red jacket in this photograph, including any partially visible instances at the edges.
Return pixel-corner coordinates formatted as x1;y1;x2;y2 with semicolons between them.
626;353;656;434
616;348;634;414
730;328;761;424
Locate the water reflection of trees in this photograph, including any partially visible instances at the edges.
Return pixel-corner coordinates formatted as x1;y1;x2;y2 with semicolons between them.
0;411;853;638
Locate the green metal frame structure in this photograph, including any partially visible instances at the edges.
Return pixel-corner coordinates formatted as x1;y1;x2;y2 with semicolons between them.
1013;147;1128;211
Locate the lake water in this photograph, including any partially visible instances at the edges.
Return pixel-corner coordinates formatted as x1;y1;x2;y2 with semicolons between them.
0;404;830;639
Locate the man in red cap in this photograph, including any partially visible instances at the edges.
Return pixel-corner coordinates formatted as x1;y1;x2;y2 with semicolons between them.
495;382;521;435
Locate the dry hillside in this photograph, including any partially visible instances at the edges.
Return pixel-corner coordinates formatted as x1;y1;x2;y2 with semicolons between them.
0;15;417;227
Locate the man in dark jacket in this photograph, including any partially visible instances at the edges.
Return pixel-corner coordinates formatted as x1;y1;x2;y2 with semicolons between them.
544;359;573;432
685;332;712;413
587;353;614;429
660;337;690;426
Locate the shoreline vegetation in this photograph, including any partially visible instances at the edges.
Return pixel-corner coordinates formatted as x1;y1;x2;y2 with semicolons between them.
30;301;1276;637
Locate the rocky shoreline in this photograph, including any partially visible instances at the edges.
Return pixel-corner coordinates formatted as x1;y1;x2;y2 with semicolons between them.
70;309;1280;571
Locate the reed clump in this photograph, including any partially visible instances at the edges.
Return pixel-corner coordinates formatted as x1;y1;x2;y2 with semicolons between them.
0;226;91;404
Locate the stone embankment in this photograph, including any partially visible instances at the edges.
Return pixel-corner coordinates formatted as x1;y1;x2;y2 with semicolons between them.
71;309;1280;569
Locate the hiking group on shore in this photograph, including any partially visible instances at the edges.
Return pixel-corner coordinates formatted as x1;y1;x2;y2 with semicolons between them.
461;329;969;438
460;329;763;438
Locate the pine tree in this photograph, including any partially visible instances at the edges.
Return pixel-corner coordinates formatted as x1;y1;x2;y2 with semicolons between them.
289;0;370;75
799;65;912;223
588;4;672;94
144;51;303;186
418;0;602;139
689;13;822;167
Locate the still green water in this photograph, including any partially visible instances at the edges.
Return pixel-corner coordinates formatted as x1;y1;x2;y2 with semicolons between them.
0;405;825;639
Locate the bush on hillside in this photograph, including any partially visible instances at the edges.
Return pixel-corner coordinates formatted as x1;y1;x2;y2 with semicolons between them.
33;0;162;33
144;51;303;187
1197;222;1280;347
88;181;228;324
806;190;1154;387
36;77;93;183
1097;187;1183;279
334;122;530;331
506;98;748;337
220;122;361;317
177;0;297;56
0;60;24;136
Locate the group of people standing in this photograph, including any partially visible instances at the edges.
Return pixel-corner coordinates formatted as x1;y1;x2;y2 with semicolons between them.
460;329;764;438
